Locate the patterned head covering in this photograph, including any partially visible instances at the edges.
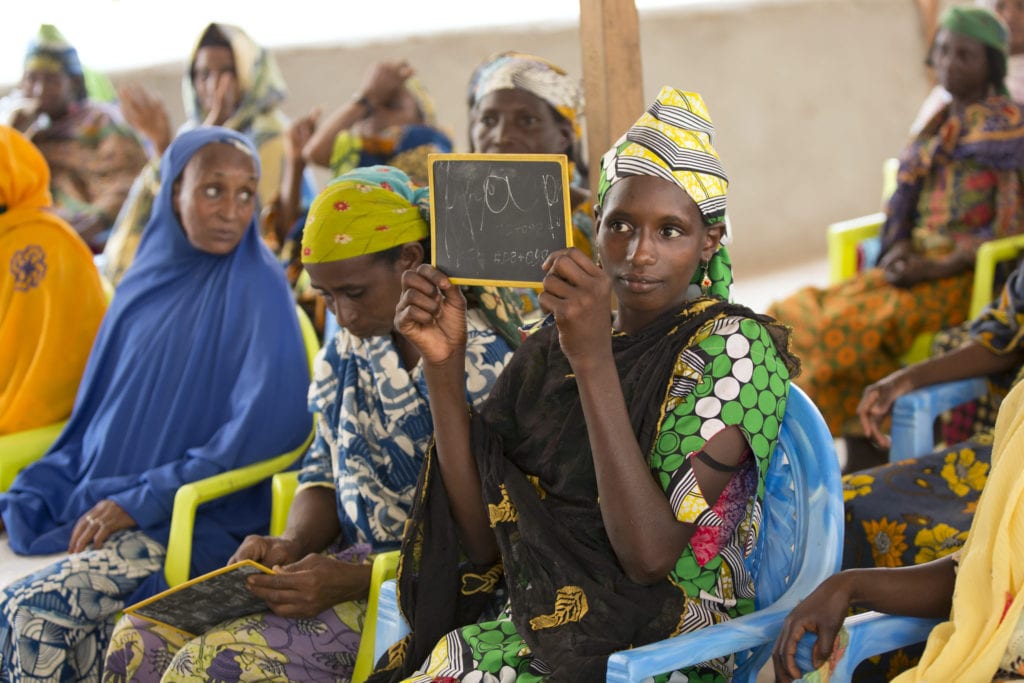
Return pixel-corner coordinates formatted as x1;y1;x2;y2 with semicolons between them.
23;25;86;101
301;166;430;264
936;5;1010;94
183;23;287;129
0;126;51;215
467;51;584;141
599;86;728;226
599;87;732;300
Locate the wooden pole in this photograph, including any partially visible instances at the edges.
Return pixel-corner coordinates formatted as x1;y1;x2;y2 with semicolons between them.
579;0;645;201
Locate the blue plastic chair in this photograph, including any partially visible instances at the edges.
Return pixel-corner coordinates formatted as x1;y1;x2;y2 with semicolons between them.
888;378;989;462
794;611;941;682
373;385;845;682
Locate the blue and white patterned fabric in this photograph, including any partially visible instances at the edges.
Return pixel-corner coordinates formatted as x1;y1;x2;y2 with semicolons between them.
297;307;512;550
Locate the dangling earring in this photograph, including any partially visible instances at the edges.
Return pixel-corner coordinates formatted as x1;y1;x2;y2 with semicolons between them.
699;260;712;296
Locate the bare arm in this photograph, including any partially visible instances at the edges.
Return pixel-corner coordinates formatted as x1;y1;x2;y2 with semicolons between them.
394;265;498;565
540;249;748;584
773;557;956;682
860;339;1024;446
303;61;413;168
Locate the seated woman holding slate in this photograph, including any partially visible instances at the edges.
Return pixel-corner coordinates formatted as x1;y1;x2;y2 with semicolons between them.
103;166;516;683
0;127;311;682
369;87;801;683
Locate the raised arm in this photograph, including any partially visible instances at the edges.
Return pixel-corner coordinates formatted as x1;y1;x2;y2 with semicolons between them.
302;61;413;168
539;249;750;584
394;264;498;564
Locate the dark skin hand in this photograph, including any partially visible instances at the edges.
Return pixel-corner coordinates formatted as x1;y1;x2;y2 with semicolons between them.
229;485;372;618
859;339;1024;447
68;500;137;553
395;257;748;582
878;239;974;288
772;558;956;682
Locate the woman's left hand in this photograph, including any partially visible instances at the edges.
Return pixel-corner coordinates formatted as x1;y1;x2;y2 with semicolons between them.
539;248;612;367
68;500;137;553
246;553;372;618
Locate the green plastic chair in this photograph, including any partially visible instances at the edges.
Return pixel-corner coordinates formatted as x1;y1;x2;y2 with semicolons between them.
269;468;399;683
0;421;68;492
163;304;320;587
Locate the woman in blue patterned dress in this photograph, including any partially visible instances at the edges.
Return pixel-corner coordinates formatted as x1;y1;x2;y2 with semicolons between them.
103;166;515;683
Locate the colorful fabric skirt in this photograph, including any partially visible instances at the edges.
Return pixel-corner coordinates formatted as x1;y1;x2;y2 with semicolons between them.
766;268;972;435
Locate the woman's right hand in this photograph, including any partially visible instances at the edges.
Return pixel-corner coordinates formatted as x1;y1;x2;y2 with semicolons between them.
772;574;855;683
858;371;914;447
395;264;468;366
117;83;173;156
229;534;304;568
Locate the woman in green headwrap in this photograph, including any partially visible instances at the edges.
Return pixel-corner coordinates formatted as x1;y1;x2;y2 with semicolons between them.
0;24;148;253
102;22;315;285
370;86;799;683
102;166;514;683
767;6;1024;438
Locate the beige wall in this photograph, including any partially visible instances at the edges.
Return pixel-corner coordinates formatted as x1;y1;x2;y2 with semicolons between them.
8;0;932;276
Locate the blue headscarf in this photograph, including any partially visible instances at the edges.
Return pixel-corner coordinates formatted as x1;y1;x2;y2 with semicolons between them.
0;127;311;597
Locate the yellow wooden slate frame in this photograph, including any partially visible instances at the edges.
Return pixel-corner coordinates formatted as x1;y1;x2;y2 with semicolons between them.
124;559;275;637
427;152;574;287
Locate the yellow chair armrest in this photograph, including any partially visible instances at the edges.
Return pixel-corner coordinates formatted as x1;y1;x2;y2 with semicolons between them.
296;305;320;374
164;424;314;587
0;421;67;491
352;550;401;683
270;471;301;537
970;234;1024;318
827;212;885;283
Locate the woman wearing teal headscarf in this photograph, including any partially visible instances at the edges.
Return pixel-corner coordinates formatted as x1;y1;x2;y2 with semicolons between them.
103;166;514;683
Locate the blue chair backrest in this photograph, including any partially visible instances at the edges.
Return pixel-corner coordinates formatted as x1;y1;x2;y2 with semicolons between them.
736;384;845;677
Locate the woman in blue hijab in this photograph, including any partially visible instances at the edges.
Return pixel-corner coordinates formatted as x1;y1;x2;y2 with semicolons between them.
0;126;311;682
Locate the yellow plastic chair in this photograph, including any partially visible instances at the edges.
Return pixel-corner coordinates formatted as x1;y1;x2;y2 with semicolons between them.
163;305;320;587
269;469;398;683
826;158;1024;363
0;420;68;491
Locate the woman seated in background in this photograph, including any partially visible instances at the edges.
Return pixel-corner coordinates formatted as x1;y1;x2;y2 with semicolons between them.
773;378;1024;683
466;50;594;319
911;0;1024;133
767;6;1024;437
840;258;1024;575
103;22;314;284
0;127;311;682
302;60;453;186
102;166;515;683
0;25;147;253
369;87;799;683
0;125;107;435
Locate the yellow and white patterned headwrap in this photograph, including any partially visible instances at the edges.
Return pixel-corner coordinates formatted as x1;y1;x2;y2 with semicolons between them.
599;86;728;226
300;165;430;264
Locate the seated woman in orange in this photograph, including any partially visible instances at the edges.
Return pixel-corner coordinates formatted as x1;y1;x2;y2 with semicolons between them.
0;125;106;435
767;6;1024;436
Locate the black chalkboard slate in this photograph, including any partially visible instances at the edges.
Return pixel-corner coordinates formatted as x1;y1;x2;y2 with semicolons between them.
124;560;273;636
429;153;573;286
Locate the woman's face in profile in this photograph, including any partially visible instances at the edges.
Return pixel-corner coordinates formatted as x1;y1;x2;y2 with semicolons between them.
932;29;991;101
173;142;258;255
470;88;573;156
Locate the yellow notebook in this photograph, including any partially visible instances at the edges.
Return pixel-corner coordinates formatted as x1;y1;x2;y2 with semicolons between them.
124;559;274;637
